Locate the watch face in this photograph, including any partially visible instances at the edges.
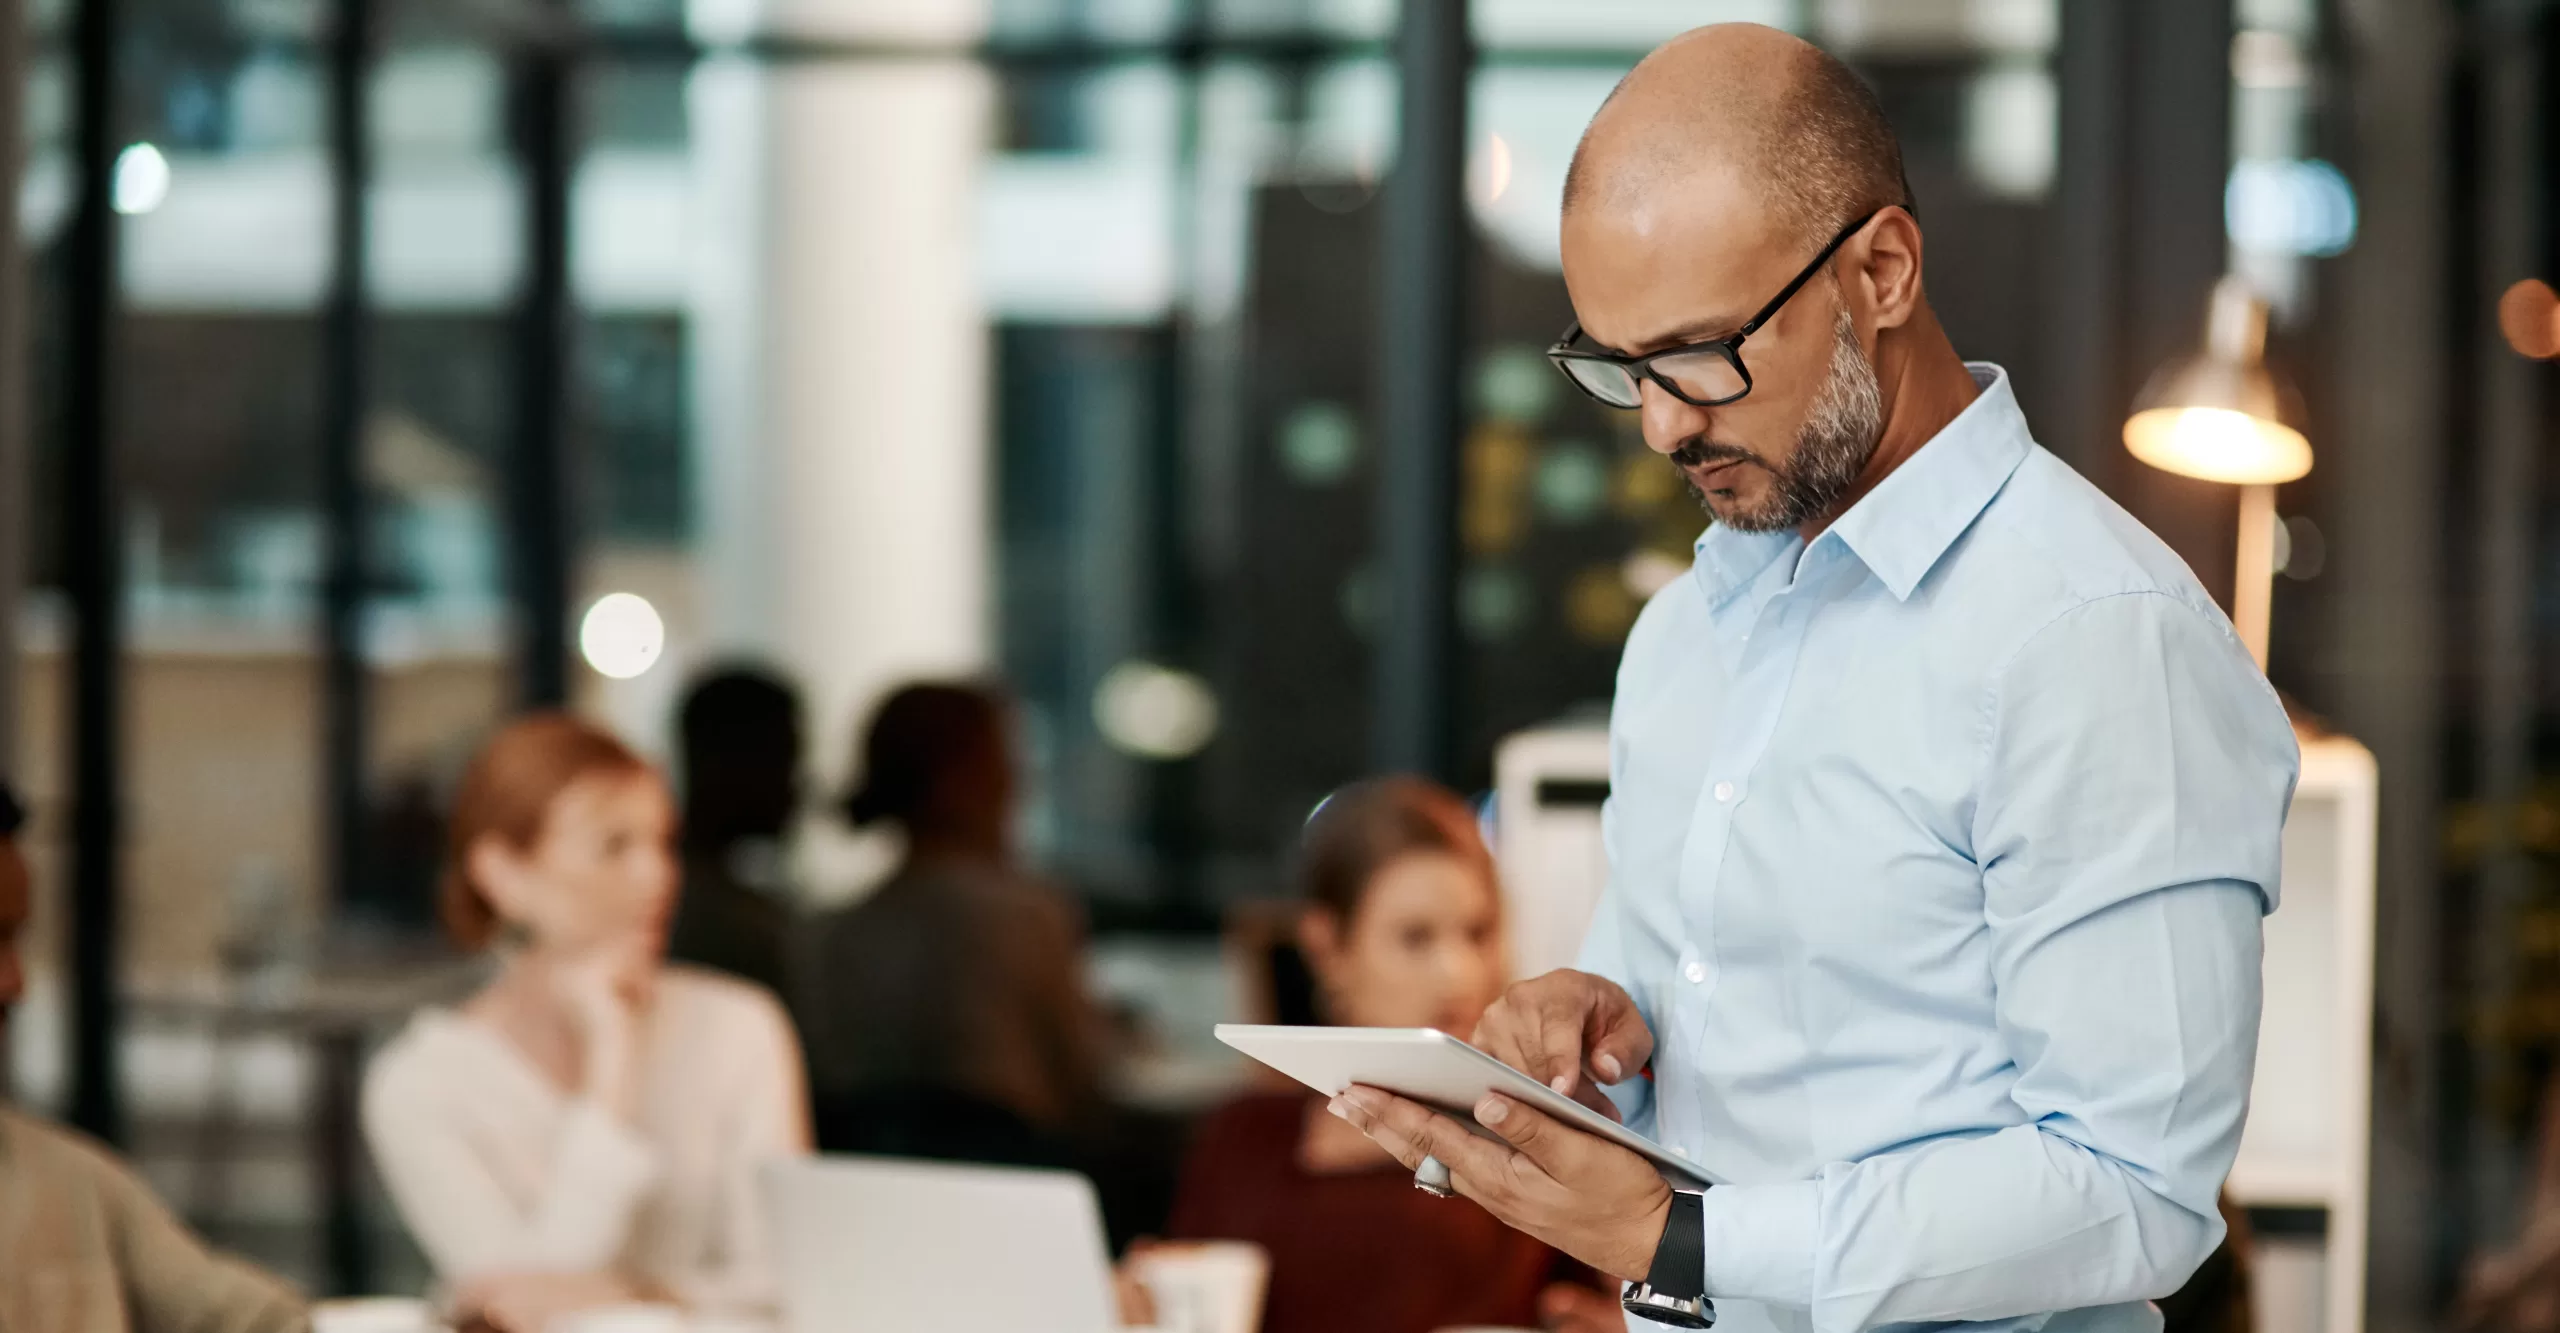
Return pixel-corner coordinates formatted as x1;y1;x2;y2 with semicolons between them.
1622;1287;1716;1330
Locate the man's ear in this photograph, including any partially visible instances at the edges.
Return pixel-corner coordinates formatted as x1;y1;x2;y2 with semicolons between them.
1854;206;1926;333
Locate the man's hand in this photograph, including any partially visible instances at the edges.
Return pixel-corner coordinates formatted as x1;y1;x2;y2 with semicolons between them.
1332;1086;1670;1282
1472;969;1654;1119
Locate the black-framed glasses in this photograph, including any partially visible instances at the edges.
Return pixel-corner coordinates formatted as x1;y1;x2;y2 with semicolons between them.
1546;209;1882;411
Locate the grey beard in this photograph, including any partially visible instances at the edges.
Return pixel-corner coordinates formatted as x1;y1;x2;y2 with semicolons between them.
1687;302;1885;534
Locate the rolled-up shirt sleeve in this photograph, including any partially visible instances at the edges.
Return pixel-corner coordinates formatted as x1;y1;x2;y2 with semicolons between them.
1695;590;2298;1331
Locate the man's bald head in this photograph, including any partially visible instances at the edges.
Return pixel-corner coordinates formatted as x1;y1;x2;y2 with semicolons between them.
1565;24;1912;248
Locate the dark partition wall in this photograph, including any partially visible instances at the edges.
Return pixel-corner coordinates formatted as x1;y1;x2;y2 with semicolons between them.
0;0;21;796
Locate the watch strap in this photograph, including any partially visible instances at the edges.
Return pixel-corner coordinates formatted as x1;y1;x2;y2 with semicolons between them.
1623;1188;1713;1328
1647;1187;1707;1297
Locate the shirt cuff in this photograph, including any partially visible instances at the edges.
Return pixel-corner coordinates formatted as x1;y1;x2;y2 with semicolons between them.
1698;1179;1817;1307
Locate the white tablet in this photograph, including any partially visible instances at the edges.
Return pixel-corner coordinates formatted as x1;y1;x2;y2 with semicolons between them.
1214;1023;1710;1186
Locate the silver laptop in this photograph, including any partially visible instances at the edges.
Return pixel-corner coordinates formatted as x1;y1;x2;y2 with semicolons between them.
765;1155;1121;1333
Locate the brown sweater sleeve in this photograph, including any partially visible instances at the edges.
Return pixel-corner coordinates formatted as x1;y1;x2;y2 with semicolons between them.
75;1124;310;1333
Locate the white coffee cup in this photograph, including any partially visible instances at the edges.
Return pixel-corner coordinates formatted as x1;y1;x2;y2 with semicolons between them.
311;1298;438;1333
549;1303;688;1333
1129;1241;1270;1333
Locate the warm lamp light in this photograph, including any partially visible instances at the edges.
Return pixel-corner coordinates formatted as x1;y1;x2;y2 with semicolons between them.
2123;407;2311;486
2123;277;2311;671
2502;279;2560;360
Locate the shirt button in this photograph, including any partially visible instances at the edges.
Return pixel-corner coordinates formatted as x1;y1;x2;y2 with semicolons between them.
1713;781;1736;803
1684;960;1708;985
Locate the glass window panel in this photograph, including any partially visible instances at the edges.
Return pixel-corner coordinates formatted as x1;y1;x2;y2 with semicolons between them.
1476;0;1799;50
1815;0;2054;57
576;0;685;30
1468;65;1623;270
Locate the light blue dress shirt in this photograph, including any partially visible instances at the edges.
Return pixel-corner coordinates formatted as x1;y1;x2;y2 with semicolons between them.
1582;365;2299;1333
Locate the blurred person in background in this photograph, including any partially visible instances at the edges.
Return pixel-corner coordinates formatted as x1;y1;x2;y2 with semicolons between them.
0;778;309;1333
2458;1073;2560;1331
796;681;1106;1164
1160;778;1619;1333
363;714;809;1333
666;666;803;998
2159;1198;2255;1333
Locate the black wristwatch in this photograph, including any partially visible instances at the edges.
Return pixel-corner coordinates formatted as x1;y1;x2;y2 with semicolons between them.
1621;1186;1715;1328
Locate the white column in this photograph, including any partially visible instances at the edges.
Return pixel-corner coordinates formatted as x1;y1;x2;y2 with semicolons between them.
687;0;993;813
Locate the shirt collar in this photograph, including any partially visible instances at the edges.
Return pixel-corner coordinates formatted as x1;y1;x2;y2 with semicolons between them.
1691;362;2032;605
1826;363;2031;601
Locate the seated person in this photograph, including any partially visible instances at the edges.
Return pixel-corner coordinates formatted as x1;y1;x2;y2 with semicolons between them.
796;682;1105;1162
363;715;810;1333
665;667;801;999
1163;777;1618;1333
0;780;307;1333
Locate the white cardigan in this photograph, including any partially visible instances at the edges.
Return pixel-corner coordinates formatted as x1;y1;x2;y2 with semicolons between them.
362;966;811;1314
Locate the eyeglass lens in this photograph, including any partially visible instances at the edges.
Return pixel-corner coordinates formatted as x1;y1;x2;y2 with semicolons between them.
1651;347;1748;405
1563;346;1748;409
1561;358;1644;408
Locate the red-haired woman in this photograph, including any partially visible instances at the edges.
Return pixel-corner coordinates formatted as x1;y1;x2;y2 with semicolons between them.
1162;777;1619;1333
362;713;810;1332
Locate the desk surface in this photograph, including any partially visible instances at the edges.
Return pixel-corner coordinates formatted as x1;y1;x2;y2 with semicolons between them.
124;957;486;1036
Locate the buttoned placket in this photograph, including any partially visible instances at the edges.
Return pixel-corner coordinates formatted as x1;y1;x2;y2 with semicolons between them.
1665;540;1851;1096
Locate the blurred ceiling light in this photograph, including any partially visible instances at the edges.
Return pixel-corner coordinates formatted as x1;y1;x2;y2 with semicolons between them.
2124;276;2311;670
1093;660;1219;761
1961;66;2057;200
579;592;665;680
112;142;170;216
1472;131;1514;207
2499;279;2560;360
2225;158;2357;257
2231;29;2308;90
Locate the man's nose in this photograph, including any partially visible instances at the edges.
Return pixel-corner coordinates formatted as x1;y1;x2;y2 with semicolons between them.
1639;380;1712;456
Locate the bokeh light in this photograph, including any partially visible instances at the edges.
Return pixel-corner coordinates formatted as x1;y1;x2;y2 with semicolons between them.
1093;661;1219;760
2499;279;2560;360
579;592;666;680
112;143;170;216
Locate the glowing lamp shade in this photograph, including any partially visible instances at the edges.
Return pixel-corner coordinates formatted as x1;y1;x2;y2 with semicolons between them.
2122;276;2311;673
579;592;665;680
2122;405;2311;486
2121;277;2312;486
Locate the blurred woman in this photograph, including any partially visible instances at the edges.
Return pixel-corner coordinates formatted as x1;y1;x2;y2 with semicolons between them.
363;714;810;1333
797;681;1105;1161
1163;777;1618;1333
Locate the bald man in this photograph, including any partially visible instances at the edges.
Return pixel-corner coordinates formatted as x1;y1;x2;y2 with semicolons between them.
1332;25;2297;1333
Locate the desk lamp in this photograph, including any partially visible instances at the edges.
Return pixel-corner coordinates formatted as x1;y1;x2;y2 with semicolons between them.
2123;276;2311;670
